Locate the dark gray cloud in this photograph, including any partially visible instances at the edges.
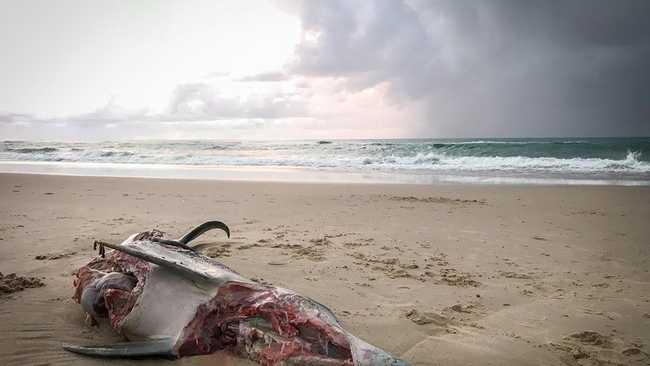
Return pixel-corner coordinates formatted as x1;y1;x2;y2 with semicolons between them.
288;0;650;137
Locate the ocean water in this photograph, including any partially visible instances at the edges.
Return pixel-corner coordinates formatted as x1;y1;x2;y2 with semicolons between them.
1;138;649;185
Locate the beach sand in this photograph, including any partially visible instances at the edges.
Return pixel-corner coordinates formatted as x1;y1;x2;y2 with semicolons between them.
1;173;649;365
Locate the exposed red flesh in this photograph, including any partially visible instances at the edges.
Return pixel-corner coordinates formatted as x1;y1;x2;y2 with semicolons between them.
73;250;151;330
177;283;353;365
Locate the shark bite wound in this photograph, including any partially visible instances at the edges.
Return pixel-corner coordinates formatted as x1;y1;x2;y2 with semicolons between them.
73;250;148;328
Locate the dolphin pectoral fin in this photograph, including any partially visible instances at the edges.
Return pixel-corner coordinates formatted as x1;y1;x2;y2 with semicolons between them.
96;240;252;286
95;241;217;283
63;338;176;359
178;220;230;244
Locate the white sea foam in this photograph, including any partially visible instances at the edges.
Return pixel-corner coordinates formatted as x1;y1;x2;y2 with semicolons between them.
337;150;650;175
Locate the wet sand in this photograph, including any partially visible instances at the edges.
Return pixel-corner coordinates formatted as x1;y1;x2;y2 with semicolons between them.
1;173;649;365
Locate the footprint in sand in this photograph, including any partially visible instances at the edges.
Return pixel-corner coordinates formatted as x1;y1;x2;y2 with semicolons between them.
405;309;450;327
548;331;648;365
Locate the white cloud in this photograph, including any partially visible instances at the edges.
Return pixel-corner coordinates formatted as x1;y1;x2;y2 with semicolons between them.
237;71;290;82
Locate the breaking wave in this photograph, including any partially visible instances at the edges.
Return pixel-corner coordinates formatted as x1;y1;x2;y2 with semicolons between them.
7;147;58;154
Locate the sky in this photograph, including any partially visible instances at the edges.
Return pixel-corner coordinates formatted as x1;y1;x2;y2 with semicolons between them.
1;0;649;141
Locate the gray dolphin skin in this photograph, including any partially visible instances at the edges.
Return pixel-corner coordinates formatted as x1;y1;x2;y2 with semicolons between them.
64;221;409;366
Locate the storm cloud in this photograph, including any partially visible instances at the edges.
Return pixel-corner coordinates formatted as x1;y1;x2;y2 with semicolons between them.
287;0;650;137
1;0;649;140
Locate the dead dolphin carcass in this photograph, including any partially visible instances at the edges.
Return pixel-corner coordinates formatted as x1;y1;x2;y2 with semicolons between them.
64;221;409;366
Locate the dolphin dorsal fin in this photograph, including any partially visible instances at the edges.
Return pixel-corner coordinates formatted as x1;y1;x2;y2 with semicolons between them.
178;221;230;244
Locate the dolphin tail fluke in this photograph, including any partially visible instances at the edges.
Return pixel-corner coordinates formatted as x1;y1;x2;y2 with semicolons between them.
63;338;176;359
178;220;230;244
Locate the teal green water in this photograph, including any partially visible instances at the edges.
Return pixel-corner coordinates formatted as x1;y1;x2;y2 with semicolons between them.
400;137;650;161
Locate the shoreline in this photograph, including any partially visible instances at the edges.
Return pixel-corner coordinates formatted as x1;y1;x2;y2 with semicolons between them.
1;161;649;186
1;173;649;365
